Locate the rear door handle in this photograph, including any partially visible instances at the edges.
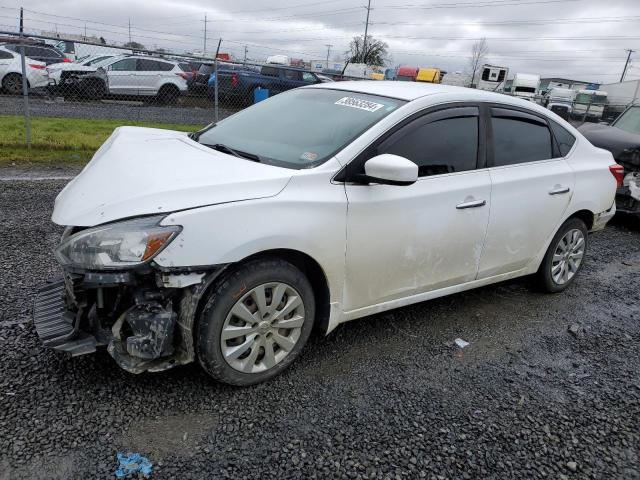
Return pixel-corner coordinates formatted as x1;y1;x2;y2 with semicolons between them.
456;199;486;209
549;187;570;195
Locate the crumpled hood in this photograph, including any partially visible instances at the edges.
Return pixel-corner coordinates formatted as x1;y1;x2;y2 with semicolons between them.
578;122;640;159
46;62;96;73
52;127;293;226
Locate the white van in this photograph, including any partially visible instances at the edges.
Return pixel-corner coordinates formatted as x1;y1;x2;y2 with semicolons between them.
54;40;130;61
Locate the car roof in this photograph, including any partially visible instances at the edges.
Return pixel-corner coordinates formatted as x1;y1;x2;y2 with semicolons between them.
304;81;570;123
305;80;531;103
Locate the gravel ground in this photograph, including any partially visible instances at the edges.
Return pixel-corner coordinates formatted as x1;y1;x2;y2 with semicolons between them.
1;170;639;480
0;95;240;125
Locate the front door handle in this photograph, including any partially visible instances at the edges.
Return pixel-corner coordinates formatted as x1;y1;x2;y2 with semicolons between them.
549;186;570;195
456;199;486;209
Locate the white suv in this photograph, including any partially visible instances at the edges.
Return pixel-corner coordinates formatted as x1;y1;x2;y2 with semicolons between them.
0;46;48;94
53;55;188;103
35;82;619;385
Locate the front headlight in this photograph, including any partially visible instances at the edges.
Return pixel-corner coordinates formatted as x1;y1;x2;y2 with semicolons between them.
55;216;181;270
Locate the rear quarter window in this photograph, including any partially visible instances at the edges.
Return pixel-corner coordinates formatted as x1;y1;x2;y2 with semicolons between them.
549;121;576;156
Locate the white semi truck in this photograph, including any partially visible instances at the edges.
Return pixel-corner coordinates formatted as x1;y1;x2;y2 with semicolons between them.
511;73;540;101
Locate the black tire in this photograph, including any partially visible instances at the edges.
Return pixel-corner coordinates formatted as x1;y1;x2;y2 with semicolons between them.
536;217;588;293
197;258;315;386
2;73;23;95
156;84;180;105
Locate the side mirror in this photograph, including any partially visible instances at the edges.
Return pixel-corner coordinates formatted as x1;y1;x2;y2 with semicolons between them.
359;154;418;186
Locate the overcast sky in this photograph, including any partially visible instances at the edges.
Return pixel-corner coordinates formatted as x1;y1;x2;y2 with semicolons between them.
1;0;639;83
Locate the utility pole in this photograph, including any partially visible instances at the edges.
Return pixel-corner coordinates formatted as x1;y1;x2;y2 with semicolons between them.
19;6;23;32
84;23;87;41
325;44;332;69
362;0;372;67
202;14;213;57
128;18;132;44
244;45;248;64
620;49;635;82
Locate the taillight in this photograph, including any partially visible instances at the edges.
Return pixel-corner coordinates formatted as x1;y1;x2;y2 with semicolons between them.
176;72;190;80
29;64;45;69
609;164;625;188
63;58;72;62
231;73;238;87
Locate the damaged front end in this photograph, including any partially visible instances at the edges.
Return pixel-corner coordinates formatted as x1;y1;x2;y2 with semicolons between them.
33;216;224;374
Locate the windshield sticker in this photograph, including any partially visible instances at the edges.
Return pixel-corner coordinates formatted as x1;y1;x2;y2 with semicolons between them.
335;96;384;112
300;151;318;162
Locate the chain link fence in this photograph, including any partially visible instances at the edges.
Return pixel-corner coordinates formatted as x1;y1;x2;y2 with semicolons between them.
0;29;637;154
0;30;371;150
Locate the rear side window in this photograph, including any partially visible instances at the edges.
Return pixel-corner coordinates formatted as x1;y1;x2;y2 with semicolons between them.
262;66;279;77
549;121;576;156
137;59;174;71
491;109;553;166
284;69;302;81
379;107;479;177
0;50;13;59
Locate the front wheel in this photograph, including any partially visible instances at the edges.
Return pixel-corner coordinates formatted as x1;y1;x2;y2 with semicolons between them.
197;258;315;386
536;217;588;293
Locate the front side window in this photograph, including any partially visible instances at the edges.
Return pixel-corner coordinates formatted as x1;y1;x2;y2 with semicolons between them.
613;106;640;135
492;110;553;166
110;58;137;71
197;89;405;169
378;107;479;177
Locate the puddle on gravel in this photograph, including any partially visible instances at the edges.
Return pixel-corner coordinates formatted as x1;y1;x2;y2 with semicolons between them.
118;412;219;458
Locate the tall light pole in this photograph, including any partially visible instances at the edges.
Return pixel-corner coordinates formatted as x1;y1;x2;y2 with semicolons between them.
620;49;635;82
244;45;248;64
203;13;208;56
325;44;332;69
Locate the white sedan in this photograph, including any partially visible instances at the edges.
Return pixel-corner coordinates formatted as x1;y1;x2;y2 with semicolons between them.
0;46;48;94
36;82;619;385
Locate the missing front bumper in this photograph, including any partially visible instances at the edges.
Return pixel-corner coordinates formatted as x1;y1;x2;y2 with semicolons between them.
33;268;224;373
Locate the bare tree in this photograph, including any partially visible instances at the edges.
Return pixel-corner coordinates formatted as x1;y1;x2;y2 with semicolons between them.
347;35;389;66
468;38;488;88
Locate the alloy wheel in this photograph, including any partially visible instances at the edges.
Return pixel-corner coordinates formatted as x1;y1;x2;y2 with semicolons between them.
551;228;585;285
220;282;305;373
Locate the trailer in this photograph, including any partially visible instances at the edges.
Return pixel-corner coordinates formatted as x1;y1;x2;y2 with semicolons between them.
476;64;508;92
511;73;540;101
600;79;640;122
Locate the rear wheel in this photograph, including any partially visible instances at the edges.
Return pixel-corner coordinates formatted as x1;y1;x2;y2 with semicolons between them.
197;258;315;386
156;84;180;105
536;217;588;293
2;73;23;95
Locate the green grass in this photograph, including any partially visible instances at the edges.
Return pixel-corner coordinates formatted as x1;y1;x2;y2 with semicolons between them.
0;116;202;165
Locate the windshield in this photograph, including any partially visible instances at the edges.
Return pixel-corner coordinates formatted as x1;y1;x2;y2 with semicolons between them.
613;106;640;135
575;93;607;105
197;88;405;169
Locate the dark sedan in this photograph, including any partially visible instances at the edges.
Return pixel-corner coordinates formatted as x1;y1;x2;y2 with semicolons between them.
3;43;69;65
579;105;640;214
